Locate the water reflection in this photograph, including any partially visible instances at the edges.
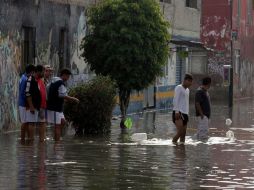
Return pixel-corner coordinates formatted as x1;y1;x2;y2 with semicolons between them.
1;101;254;189
170;145;187;190
37;143;46;190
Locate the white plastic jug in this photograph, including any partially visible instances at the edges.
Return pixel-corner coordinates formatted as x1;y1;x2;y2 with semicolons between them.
130;133;147;142
225;118;232;126
226;130;234;140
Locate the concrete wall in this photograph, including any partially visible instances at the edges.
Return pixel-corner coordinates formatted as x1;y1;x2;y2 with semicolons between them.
161;0;201;40
232;0;254;98
0;0;94;131
201;0;231;102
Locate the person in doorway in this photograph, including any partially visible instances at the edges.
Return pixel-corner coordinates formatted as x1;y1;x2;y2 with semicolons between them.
172;74;193;144
19;65;36;143
195;76;212;140
35;65;47;142
25;65;41;143
46;68;79;141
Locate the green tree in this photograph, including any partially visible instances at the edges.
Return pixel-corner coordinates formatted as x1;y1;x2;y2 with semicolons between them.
81;0;170;123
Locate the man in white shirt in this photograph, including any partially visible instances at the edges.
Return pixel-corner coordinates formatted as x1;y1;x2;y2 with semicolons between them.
172;74;193;144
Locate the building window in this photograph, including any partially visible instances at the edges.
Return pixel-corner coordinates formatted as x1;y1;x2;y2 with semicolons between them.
22;26;36;69
160;0;171;3
186;0;197;9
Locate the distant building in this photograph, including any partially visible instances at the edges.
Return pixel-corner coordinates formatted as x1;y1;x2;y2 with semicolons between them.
152;0;204;107
201;0;254;101
201;0;232;101
232;0;254;98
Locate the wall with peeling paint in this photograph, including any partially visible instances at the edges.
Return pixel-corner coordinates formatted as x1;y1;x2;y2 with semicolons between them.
201;0;231;101
202;0;254;100
232;0;254;98
0;31;21;130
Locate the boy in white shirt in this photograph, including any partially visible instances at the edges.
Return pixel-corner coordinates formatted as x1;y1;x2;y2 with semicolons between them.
172;74;193;144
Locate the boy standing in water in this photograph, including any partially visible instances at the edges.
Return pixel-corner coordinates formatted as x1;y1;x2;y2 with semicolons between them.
172;74;193;144
25;66;41;143
19;65;36;143
195;77;212;140
35;65;47;142
47;69;79;141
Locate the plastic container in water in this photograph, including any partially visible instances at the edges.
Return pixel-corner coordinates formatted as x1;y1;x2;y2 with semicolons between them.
130;133;147;142
225;118;232;126
226;130;234;139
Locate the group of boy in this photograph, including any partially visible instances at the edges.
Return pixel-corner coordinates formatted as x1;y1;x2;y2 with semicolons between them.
18;64;79;143
172;74;212;144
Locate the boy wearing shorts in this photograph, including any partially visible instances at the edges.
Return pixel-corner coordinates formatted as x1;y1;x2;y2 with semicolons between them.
172;74;193;144
47;69;79;141
25;66;41;143
19;65;35;143
35;65;47;142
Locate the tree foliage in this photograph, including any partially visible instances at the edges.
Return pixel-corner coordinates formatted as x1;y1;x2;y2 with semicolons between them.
81;0;170;119
64;76;116;135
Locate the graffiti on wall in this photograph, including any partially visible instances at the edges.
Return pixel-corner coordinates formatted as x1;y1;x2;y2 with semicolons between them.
0;31;21;130
70;11;92;84
70;11;87;74
238;60;254;96
202;15;231;85
36;29;60;74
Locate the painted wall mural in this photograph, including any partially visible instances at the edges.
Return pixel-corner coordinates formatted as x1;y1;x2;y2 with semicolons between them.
0;31;21;131
70;11;92;85
36;29;60;74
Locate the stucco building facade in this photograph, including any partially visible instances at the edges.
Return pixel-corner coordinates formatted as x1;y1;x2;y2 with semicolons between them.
201;0;254;102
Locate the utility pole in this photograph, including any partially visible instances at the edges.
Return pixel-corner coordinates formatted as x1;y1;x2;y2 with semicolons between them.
229;0;233;108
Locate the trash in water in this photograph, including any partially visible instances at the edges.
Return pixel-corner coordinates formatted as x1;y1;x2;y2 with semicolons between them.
226;118;232;126
130;133;147;142
226;130;235;140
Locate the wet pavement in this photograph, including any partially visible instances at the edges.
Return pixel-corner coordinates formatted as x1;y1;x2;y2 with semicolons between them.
1;100;254;189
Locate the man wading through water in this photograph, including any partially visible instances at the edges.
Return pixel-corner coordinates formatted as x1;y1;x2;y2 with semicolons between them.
195;76;212;140
172;74;193;144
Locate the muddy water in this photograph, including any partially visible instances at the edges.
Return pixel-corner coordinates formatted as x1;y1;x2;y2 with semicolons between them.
0;100;254;189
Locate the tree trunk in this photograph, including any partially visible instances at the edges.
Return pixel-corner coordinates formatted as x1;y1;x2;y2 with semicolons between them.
119;88;131;128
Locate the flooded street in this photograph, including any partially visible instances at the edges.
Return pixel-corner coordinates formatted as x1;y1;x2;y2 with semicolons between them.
1;100;254;189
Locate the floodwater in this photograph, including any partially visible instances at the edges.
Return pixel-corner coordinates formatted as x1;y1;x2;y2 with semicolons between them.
1;100;254;189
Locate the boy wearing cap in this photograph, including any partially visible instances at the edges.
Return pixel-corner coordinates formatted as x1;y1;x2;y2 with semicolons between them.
44;65;53;86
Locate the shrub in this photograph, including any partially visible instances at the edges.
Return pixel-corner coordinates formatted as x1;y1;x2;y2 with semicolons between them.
64;76;116;135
